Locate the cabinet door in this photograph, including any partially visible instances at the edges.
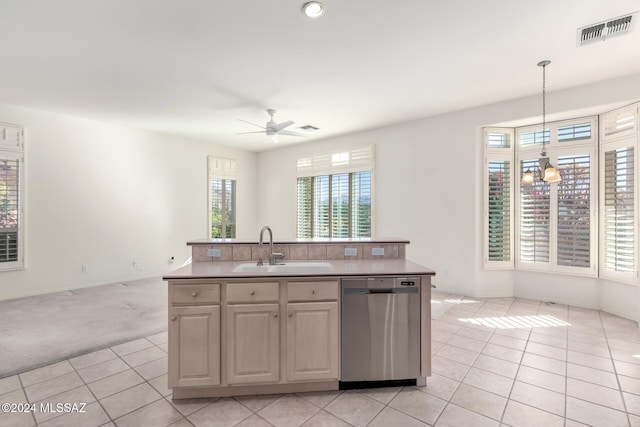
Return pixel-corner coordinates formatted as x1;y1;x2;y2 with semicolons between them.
168;305;220;388
286;302;338;382
226;303;280;384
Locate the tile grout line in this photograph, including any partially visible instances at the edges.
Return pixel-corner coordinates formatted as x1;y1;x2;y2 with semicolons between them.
600;309;632;427
495;297;533;425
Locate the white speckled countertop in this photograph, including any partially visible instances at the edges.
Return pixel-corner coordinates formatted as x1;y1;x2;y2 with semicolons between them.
163;259;435;280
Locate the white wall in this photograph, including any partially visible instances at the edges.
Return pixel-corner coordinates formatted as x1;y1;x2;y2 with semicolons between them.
258;72;640;322
0;103;257;301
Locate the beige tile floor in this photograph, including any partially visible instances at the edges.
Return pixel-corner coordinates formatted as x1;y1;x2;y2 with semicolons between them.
1;292;640;426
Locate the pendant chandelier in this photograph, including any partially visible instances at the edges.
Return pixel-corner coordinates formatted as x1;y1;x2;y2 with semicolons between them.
522;60;562;184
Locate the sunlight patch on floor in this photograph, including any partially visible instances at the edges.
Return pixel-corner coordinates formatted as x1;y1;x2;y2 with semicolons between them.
458;314;570;329
431;298;480;304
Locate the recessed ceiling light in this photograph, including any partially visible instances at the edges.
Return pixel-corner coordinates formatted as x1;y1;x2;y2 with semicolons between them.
303;2;325;18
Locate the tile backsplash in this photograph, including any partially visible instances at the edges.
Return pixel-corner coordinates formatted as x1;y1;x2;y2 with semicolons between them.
192;243;406;262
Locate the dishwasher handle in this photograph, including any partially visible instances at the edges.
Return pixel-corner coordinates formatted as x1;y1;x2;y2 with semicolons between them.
343;287;419;295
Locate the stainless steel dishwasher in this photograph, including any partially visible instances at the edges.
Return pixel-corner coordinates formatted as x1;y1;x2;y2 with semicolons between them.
340;277;421;386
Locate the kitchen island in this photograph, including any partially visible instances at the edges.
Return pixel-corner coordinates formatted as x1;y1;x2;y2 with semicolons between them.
163;238;434;399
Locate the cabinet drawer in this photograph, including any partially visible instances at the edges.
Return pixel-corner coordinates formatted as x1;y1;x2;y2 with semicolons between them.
227;282;279;303
171;284;220;304
287;281;339;302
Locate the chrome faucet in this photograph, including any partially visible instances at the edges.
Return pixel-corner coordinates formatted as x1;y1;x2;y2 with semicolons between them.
259;226;284;265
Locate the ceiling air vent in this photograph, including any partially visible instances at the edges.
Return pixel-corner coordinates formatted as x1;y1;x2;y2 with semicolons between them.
577;12;637;46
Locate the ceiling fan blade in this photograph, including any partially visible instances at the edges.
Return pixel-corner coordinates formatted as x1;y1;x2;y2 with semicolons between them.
271;120;294;132
238;119;266;129
236;131;266;135
277;129;306;137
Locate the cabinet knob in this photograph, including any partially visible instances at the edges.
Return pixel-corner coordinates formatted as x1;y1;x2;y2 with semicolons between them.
249;290;255;295
170;316;177;321
288;312;293;317
191;292;198;297
311;290;316;294
273;312;278;318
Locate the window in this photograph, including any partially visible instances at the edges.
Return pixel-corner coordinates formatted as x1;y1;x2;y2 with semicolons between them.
297;146;374;238
484;128;514;268
516;119;597;275
0;124;24;271
599;104;638;282
485;117;597;276
208;157;237;238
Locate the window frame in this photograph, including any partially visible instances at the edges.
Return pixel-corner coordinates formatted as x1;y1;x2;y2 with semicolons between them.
207;156;237;239
296;145;375;239
484;117;598;276
483;127;515;269
515;117;598;277
0;123;25;272
599;104;639;284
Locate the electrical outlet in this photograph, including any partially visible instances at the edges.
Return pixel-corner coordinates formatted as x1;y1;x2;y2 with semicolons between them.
132;260;139;267
81;265;89;273
372;247;385;256
344;247;358;257
207;248;221;257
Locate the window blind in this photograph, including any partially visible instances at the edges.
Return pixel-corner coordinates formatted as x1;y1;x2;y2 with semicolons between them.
351;171;372;237
297;145;374;177
520;129;550;146
210;178;236;238
297;171;371;238
487;160;511;261
487;132;511;149
520;159;550;263
558;122;591;142
603;147;635;273
0;157;19;263
557;154;591;268
208;156;238;179
296;177;312;238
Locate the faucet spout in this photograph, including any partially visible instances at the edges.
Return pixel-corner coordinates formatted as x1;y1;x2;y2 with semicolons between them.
259;226;284;265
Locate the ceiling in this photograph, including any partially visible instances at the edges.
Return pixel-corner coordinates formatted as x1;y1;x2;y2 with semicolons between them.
1;0;639;152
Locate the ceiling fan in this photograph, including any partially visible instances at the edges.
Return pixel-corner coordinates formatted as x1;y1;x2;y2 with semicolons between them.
238;109;305;141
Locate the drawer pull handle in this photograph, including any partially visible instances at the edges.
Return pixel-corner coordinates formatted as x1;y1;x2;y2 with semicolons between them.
273;312;278;318
170;316;177;321
249;290;255;295
311;290;316;294
191;292;198;297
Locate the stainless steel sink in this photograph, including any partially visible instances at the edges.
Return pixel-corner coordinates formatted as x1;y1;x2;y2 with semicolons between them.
232;261;333;273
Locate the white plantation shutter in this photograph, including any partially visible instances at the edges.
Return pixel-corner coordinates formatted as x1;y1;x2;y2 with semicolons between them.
208;156;237;238
603;147;635;274
313;175;330;238
484;128;514;269
557;154;591;268
296;146;373;238
0;123;24;271
519;158;551;264
297;145;374;177
487;160;511;262
351;171;372;237
296;177;312;238
599;104;638;282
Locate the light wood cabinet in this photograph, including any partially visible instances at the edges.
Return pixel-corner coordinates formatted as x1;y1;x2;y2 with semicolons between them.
226;303;280;384
168;305;220;388
286;301;339;382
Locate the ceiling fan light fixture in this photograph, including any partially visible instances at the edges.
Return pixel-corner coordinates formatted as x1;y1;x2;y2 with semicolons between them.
303;2;325;18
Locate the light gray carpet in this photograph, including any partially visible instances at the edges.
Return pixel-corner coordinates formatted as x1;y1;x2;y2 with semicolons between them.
0;277;167;378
